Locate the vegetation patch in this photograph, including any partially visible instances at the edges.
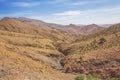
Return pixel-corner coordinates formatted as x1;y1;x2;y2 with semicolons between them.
75;74;119;80
10;42;43;48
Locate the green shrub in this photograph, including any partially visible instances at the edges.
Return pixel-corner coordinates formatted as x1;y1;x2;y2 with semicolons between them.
75;74;100;80
87;74;99;80
98;37;106;45
75;75;84;80
106;77;118;80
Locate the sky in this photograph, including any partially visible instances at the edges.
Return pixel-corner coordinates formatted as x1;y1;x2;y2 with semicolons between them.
0;0;120;24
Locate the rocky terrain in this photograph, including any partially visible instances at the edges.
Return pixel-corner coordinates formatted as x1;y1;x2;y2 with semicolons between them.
0;17;119;80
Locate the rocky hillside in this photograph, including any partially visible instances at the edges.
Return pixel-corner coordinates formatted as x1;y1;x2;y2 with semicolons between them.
59;23;120;79
80;24;104;34
0;17;76;42
0;26;75;80
0;17;119;80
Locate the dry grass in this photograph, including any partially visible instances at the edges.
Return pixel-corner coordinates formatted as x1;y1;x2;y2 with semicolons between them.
0;30;76;80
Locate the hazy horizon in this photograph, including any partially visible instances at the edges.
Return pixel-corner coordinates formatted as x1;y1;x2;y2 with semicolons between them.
0;17;117;26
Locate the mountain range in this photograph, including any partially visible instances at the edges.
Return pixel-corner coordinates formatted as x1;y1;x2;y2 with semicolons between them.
15;17;106;35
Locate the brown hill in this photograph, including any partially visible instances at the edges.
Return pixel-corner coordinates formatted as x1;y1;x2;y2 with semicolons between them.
0;26;76;80
63;24;105;35
15;17;69;31
59;23;120;79
80;24;104;34
0;17;41;34
0;17;77;80
16;17;105;35
0;17;75;42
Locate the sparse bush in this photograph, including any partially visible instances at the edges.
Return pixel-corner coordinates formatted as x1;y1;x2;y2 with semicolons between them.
79;55;84;60
75;74;119;80
90;39;98;49
87;74;100;80
11;42;43;48
75;75;84;80
23;43;42;48
106;77;118;80
98;37;106;45
45;44;55;49
75;74;100;80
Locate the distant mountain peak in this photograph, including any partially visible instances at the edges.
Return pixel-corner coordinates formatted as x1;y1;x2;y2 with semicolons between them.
1;17;11;20
69;24;76;26
86;24;100;27
18;17;30;19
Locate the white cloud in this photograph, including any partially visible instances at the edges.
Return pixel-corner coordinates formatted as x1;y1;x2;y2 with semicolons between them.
22;6;120;25
41;6;120;24
71;0;108;6
1;5;120;25
12;2;40;7
53;10;81;16
47;0;107;6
